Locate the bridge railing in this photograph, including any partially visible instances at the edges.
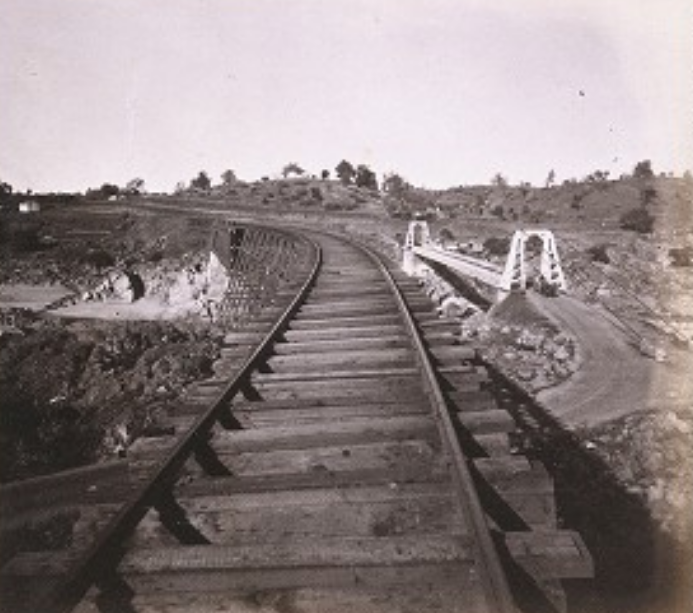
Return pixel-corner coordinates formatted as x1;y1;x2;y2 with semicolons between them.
209;221;315;328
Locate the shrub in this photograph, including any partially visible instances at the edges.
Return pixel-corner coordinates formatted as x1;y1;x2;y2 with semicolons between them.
633;160;654;180
619;207;654;233
438;227;456;243
640;187;657;206
484;236;511;256
668;247;693;267
490;205;505;219
587;243;611;264
83;249;115;270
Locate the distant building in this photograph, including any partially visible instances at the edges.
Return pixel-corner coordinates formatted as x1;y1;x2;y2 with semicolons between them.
18;200;40;213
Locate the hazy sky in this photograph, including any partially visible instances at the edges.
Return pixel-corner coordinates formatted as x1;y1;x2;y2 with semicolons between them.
1;0;691;192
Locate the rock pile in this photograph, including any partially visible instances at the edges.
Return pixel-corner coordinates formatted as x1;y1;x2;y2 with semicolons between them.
417;268;480;318
464;293;578;391
80;251;232;321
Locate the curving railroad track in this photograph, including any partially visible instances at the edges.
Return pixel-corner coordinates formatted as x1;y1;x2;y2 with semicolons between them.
0;223;592;613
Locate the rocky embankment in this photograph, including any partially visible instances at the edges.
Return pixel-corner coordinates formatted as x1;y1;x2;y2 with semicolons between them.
0;318;222;483
578;408;692;547
418;271;579;392
418;270;691;553
469;294;579;392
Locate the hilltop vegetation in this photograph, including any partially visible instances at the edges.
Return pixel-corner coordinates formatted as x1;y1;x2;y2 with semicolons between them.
4;160;691;236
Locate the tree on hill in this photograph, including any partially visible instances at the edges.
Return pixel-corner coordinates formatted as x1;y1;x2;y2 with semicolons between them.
491;173;508;188
335;160;356;185
190;171;211;192
124;178;145;195
355;164;378;191
633;160;654;180
0;179;13;201
321;169;330;180
221;169;237;185
640;186;657;206
545;169;556;188
585;170;609;183
282;163;305;178
438;227;456;244
87;183;120;199
620;207;654;233
382;172;409;198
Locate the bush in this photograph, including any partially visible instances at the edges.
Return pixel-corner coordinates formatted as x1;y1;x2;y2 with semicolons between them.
619;207;654;233
325;201;357;211
587;243;611;264
484;236;511;256
490;205;505;219
633;160;654;180
438;227;456;243
82;249;116;270
668;247;693;267
640;187;657;206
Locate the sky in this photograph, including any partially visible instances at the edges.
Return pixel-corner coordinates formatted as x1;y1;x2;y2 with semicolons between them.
1;0;692;192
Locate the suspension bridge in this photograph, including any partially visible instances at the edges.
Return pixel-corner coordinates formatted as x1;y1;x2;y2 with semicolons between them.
401;220;568;301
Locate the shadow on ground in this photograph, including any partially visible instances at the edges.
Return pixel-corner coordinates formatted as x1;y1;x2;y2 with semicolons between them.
485;366;691;613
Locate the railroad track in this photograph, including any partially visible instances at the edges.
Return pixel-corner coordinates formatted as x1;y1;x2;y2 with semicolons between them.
0;225;593;613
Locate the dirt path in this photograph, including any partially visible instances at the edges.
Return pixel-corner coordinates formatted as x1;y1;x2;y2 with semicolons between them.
0;283;72;310
533;294;692;427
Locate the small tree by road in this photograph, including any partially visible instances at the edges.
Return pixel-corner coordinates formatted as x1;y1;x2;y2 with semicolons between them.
438;227;456;245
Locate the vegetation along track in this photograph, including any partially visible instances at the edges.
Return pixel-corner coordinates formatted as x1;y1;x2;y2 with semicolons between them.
0;224;593;613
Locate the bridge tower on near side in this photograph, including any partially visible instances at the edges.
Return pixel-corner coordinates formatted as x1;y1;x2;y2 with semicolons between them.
499;229;567;293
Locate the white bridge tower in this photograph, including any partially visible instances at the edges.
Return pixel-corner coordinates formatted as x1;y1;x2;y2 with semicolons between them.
499;229;567;293
402;221;567;295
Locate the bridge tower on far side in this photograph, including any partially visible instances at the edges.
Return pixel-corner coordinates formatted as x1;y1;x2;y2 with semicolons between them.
402;220;432;276
500;229;567;293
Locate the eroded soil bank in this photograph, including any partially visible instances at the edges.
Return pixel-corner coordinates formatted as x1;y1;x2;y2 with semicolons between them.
0;317;222;482
1;206;228;482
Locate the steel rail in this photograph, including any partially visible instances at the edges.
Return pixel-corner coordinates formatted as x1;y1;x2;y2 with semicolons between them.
37;227;322;613
349;234;517;613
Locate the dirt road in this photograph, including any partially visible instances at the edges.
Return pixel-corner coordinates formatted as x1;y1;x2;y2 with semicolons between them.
533;294;691;427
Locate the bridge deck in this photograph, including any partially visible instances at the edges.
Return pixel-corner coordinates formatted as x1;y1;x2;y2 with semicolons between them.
413;246;503;288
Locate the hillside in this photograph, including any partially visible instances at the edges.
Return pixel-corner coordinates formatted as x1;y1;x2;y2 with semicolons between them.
205;177;386;216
